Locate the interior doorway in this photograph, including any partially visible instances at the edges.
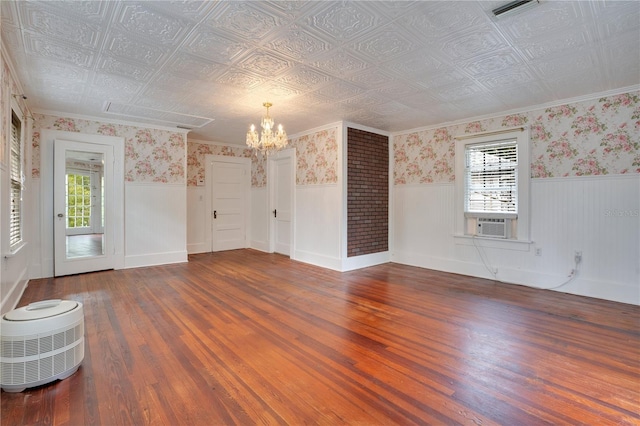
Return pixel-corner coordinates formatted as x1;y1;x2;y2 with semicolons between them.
54;140;113;276
269;149;295;256
208;156;251;252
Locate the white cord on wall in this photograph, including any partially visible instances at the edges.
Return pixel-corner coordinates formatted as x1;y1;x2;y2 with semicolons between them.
471;235;580;290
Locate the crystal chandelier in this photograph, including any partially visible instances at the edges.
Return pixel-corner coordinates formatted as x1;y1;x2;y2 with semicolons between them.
246;102;288;155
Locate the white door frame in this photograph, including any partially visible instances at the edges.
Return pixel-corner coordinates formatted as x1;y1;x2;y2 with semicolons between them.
40;130;124;278
268;148;296;256
205;155;251;252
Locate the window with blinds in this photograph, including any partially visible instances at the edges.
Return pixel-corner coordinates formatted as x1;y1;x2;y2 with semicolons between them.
10;110;23;247
464;139;517;215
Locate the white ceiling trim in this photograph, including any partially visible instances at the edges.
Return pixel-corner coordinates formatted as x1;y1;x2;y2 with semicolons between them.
391;84;640;137
187;138;241;147
33;108;191;135
287;120;343;141
343;121;392;137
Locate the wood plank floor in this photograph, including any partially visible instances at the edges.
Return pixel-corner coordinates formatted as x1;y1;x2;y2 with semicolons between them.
2;249;639;425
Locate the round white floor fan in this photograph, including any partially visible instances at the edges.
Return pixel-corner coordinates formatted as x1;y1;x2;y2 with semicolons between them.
1;299;85;392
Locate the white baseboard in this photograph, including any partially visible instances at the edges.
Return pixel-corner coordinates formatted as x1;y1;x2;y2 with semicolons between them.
341;251;391;272
293;250;343;271
392;250;639;305
124;251;188;269
250;240;270;252
294;250;391;272
187;242;209;254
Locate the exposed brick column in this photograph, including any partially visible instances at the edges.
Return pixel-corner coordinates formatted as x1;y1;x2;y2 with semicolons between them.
347;128;389;257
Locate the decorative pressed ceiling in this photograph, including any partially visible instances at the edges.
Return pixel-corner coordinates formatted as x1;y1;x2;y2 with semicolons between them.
1;1;638;145
246;102;288;155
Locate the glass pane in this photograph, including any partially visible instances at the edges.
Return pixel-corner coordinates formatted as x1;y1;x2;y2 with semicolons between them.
65;150;105;259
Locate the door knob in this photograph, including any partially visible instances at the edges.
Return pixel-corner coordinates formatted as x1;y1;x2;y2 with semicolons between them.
57;213;64;218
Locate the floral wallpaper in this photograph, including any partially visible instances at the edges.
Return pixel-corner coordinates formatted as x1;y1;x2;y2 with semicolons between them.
32;114;186;184
186;142;262;187
394;90;640;184
290;127;338;185
187;126;338;188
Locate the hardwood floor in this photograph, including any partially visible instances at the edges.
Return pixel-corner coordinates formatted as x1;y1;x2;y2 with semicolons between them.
2;249;638;425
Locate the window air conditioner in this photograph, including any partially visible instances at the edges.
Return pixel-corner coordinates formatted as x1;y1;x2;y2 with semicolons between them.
477;218;509;238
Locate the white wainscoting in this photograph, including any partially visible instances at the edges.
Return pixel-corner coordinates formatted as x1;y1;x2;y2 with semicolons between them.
293;184;343;270
124;183;187;268
250;187;269;252
0;248;29;315
1;169;31;311
27;179;43;278
187;185;209;254
392;175;640;305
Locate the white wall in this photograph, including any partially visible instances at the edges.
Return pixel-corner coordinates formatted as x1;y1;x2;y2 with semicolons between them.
0;166;30;315
187;185;208;254
124;183;187;268
0;55;32;313
392;175;640;305
250;187;269;252
294;184;343;270
281;123;348;270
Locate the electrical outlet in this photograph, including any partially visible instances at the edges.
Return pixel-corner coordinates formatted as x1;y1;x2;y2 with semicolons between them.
575;250;582;264
535;247;542;256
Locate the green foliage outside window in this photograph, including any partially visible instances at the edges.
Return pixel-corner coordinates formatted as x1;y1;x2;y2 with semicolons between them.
66;173;91;228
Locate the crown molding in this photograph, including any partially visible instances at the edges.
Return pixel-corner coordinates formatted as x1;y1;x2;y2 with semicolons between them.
288;121;342;140
33;109;191;135
187;138;242;148
392;84;640;136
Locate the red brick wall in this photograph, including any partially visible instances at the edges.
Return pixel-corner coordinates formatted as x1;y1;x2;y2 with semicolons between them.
347;128;389;257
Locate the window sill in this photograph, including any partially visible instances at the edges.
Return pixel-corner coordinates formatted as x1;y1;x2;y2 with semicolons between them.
453;234;532;252
5;241;28;259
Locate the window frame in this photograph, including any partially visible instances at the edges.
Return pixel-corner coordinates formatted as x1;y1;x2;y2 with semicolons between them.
464;138;518;218
454;127;531;243
8;105;24;250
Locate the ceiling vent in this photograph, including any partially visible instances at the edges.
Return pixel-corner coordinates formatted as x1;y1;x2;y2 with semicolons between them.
103;102;214;129
492;0;539;17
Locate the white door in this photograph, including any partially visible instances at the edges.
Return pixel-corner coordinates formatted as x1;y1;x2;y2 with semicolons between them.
271;153;293;256
54;140;114;276
211;158;250;251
